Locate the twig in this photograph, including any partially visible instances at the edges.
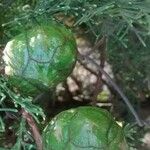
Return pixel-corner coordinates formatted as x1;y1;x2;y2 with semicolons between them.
86;36;106;56
92;37;106;104
99;37;106;69
78;53;144;127
78;58;110;88
21;109;43;150
91;74;103;105
78;60;97;76
70;75;82;89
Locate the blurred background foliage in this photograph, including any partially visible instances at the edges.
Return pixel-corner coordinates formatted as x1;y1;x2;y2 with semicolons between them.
0;0;150;149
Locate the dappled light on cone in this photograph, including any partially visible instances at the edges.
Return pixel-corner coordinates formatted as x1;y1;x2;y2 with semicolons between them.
3;23;77;96
43;106;128;150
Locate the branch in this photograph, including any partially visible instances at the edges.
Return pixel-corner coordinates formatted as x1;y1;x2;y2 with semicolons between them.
78;53;144;127
86;36;106;56
78;60;97;76
21;109;43;150
91;37;106;104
